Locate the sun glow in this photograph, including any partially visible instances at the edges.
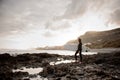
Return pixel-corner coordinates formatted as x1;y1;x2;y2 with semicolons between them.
71;11;108;34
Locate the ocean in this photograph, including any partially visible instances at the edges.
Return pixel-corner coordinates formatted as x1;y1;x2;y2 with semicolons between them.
1;48;120;56
0;49;97;56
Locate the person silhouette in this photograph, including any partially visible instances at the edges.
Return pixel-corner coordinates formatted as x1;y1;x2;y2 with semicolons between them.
75;38;82;63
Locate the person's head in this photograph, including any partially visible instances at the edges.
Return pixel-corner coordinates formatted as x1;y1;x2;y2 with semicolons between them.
78;38;81;43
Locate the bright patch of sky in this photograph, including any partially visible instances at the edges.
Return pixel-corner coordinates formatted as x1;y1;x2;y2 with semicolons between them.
0;0;120;49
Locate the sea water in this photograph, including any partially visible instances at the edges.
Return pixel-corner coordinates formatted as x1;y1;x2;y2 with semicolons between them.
0;49;98;56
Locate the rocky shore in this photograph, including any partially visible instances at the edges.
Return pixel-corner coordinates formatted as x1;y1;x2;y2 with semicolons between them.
0;51;120;80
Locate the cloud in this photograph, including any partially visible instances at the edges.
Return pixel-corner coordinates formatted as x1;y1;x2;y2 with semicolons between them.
43;31;55;38
45;20;71;31
109;9;120;25
60;0;120;27
1;0;120;36
0;0;70;36
61;0;88;19
107;0;120;26
0;0;120;49
2;0;120;38
0;0;3;4
61;0;109;19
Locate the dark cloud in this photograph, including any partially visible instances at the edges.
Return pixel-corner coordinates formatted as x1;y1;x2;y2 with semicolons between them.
0;0;3;3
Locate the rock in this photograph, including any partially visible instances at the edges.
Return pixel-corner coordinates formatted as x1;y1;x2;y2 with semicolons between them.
56;77;61;80
69;75;78;80
0;52;120;80
23;78;30;80
29;74;37;78
13;71;29;78
55;70;66;77
42;61;50;67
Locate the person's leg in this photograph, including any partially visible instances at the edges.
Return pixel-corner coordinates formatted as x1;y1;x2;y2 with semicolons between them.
75;50;79;61
79;50;82;62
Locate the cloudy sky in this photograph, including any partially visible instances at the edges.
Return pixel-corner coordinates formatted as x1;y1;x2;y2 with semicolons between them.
0;0;120;49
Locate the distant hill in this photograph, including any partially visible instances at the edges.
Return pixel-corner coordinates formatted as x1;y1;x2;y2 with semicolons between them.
36;46;64;50
36;28;120;50
66;28;120;49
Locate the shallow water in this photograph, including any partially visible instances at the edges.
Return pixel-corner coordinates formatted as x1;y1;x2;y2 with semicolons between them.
13;67;43;75
13;67;47;80
22;75;48;80
50;59;75;65
12;59;75;74
13;59;76;80
30;75;48;80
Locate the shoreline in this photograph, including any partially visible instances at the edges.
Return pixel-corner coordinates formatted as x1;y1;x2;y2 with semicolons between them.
0;48;120;55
